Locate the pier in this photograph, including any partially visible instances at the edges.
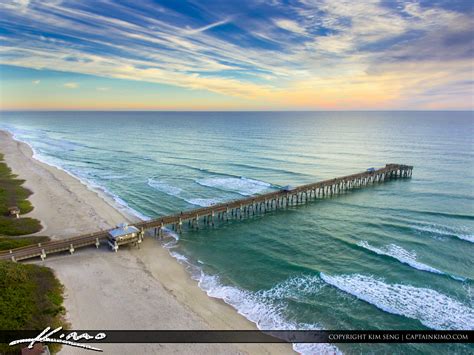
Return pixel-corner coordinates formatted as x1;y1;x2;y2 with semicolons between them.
0;164;413;262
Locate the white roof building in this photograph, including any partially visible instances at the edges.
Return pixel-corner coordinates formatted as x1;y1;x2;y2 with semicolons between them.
108;223;140;240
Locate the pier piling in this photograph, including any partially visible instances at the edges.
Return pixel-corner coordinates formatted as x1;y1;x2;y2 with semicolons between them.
1;164;412;262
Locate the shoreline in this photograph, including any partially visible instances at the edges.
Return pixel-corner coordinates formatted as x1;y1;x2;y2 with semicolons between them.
0;130;294;354
3;127;150;224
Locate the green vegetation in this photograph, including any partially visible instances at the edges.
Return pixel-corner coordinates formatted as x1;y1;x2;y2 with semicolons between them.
0;153;65;354
0;260;66;354
0;235;50;251
0;217;42;236
0;153;42;235
0;261;65;329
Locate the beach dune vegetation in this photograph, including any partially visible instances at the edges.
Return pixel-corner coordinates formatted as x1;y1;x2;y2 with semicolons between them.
0;153;42;235
0;152;65;354
0;260;66;354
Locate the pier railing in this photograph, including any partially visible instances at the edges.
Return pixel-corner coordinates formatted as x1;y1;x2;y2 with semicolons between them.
0;164;412;262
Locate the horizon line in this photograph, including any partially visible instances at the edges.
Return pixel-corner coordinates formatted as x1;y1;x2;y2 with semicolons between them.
1;109;473;113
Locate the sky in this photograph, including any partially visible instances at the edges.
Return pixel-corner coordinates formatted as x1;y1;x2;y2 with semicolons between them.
0;0;473;110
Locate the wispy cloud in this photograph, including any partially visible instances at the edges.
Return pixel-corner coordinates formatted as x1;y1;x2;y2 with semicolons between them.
63;82;78;89
0;0;472;109
273;19;307;35
184;18;230;35
6;0;30;12
32;79;40;84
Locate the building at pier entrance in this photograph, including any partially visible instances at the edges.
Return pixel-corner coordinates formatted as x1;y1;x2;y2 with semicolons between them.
108;223;142;252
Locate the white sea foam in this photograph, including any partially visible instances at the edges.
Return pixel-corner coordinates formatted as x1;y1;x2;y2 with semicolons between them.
162;228;180;248
3;126;151;222
456;234;474;243
183;198;221;207
98;173;127;180
358;241;446;275
169;251;188;263
197;273;341;355
412;223;474;243
147;178;220;207
259;274;327;301
108;192;151;221
162;240;341;355
147;178;182;196
196;176;272;196
320;273;474;330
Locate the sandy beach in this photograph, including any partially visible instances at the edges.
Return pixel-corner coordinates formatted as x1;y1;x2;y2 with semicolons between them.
0;130;293;355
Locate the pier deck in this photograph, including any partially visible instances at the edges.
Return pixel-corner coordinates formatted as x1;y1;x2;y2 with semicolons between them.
0;164;413;262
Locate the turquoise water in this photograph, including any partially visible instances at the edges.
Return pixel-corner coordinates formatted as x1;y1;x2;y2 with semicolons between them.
1;111;473;354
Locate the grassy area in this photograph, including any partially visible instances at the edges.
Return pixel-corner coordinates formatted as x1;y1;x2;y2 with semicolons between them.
0;153;42;235
0;235;50;251
0;152;65;354
0;217;42;236
0;260;66;354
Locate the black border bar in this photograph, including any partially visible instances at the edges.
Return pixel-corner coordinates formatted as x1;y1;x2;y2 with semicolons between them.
1;330;473;344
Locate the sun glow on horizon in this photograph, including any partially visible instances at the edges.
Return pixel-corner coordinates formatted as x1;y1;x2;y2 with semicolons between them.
0;0;473;110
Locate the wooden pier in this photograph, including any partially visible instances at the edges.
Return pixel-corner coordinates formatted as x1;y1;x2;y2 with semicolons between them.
0;164;412;262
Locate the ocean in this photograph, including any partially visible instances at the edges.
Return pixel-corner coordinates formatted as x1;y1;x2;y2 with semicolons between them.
1;111;473;354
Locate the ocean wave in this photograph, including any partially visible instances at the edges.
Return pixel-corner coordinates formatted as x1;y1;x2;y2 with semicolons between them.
228;162;310;178
3;127;151;222
60;166;151;222
46;159;150;221
94;172;127;180
330;201;474;221
357;241;465;281
198;273;341;355
411;223;474;243
320;273;474;330
169;251;188;262
110;193;151;221
5;125;84;152
260;274;327;301
158;228;181;249
415;210;474;221
183;198;221;207
195;176;272;196
145;159;243;179
162;245;341;355
147;178;221;207
147;178;182;196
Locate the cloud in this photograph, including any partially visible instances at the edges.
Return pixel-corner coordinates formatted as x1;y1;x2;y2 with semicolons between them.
184;19;230;35
273;19;307;35
63;82;79;89
11;0;29;12
32;79;40;84
0;0;472;108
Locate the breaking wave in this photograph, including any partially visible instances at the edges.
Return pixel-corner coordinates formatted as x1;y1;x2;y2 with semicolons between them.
147;178;182;196
147;178;221;207
320;273;474;330
411;223;474;243
3;126;151;222
182;198;221;207
199;273;341;355
357;241;465;281
161;239;342;355
195;176;273;196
